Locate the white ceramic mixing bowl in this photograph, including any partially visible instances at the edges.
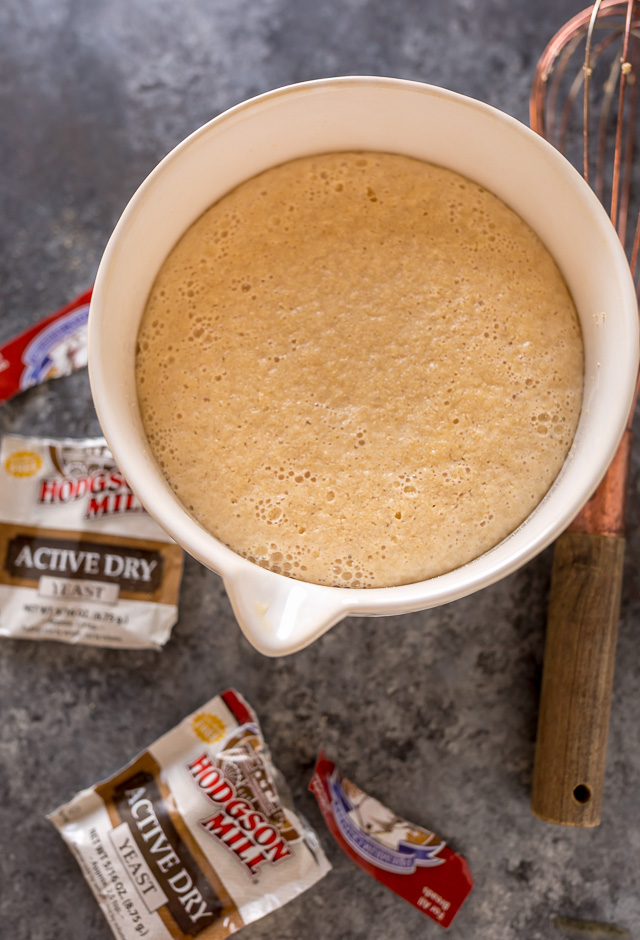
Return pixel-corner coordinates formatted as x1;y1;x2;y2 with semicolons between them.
88;76;639;656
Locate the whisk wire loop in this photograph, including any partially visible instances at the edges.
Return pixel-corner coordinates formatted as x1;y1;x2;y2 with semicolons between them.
531;0;640;302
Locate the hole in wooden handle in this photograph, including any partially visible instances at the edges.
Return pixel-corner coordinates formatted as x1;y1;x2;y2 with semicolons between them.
572;783;592;804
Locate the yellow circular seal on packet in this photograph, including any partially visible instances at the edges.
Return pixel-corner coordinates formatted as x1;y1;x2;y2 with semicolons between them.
5;450;43;477
192;712;226;743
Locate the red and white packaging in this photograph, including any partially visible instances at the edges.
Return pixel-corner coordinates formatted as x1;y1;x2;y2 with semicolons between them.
0;290;92;403
49;689;331;939
309;751;473;928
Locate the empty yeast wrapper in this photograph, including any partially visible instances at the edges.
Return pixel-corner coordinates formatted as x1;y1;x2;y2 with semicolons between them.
48;689;331;939
0;290;92;402
0;434;183;648
309;752;473;928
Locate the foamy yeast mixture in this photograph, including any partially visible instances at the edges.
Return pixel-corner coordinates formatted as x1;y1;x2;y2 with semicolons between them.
136;152;584;588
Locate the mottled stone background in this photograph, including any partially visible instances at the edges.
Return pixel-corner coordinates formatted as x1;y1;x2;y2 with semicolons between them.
1;1;639;938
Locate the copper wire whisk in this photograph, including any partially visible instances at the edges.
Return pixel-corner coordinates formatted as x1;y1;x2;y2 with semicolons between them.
530;0;640;827
532;1;640;256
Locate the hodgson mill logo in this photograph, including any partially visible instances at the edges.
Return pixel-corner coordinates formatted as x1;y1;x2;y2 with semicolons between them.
37;443;144;520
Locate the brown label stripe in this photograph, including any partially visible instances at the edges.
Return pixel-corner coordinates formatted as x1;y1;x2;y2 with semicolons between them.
0;522;183;605
97;752;244;940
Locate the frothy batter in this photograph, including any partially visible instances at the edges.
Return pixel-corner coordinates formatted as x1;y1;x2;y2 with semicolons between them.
136;152;584;587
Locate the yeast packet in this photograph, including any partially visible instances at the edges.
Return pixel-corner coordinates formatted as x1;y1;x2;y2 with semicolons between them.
49;689;331;939
0;290;92;402
310;752;473;928
0;434;183;648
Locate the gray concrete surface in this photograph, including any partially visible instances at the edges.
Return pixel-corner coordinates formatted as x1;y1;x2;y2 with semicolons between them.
1;1;639;938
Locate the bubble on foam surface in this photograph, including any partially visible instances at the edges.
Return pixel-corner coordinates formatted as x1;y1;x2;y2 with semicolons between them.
135;151;584;589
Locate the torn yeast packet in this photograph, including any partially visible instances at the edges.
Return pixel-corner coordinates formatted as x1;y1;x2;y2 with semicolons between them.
0;290;92;403
310;751;473;928
49;689;331;939
0;434;183;648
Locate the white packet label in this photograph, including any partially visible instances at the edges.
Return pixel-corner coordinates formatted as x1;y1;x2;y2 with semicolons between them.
0;435;183;648
49;689;331;939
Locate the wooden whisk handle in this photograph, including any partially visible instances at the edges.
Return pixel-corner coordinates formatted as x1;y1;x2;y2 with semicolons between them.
531;529;625;826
